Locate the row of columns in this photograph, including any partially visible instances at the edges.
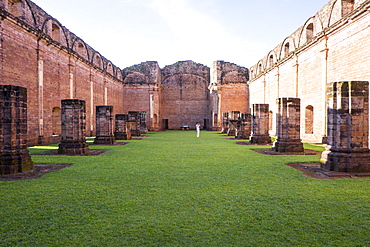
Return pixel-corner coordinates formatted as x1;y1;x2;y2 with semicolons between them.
2;81;370;174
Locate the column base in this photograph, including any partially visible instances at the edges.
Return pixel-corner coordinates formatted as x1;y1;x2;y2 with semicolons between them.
321;149;370;172
58;141;90;155
0;151;34;175
250;135;271;144
272;139;304;152
114;132;128;140
93;135;116;145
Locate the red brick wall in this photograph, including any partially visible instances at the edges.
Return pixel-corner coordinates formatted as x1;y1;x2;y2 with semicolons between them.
249;0;370;143
0;2;125;145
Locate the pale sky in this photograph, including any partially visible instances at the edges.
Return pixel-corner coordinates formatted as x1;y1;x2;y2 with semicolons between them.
31;0;330;69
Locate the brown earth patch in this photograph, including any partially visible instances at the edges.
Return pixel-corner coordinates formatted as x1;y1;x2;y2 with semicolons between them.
286;163;370;179
0;164;72;181
251;148;321;155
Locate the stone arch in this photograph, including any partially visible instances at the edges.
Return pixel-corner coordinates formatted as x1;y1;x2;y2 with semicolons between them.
92;53;102;68
279;37;295;60
305;105;314;134
107;62;113;75
266;51;276;68
52;107;62;136
298;17;315;46
51;23;61;43
71;39;89;60
257;61;263;74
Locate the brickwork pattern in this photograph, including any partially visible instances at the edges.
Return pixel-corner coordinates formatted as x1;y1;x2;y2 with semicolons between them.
321;81;370;172
250;104;271;144
94;106;115;145
0;85;34;174
58;99;89;155
273;98;304;152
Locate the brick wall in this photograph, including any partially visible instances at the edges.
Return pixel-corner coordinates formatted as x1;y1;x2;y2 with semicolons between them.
249;0;370;143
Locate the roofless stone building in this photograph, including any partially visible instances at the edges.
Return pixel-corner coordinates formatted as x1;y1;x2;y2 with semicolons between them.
1;0;370;170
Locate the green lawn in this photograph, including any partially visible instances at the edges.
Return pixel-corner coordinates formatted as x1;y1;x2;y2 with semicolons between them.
1;131;369;246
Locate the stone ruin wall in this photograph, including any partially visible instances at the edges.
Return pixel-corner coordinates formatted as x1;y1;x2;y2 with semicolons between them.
0;0;124;145
249;0;370;143
161;61;211;130
209;61;250;131
122;62;162;131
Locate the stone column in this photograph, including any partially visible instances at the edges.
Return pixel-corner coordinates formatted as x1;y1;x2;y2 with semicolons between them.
94;106;115;145
221;112;229;134
0;85;34;175
273;98;304;152
321;81;370;172
139;111;148;134
114;114;129;140
250;104;271;144
128;111;141;137
236;113;252;139
58;99;89;154
227;111;240;136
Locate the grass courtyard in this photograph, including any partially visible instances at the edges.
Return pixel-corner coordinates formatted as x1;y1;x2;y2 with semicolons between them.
1;130;370;246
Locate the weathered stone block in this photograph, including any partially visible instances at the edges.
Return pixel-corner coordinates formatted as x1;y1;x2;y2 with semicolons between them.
273;98;304;152
114;114;129;140
250;104;271;144
94;106;115;145
58;99;89;154
0;85;34;175
321;81;370;172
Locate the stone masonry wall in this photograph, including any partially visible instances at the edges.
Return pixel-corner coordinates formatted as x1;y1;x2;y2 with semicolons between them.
249;0;370;144
0;0;124;145
161;61;210;130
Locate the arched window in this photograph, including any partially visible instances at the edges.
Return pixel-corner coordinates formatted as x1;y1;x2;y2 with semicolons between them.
306;23;314;41
52;24;61;43
342;0;355;16
268;110;273;131
213;113;218;126
305;105;314;134
95;55;102;67
52;107;62;136
258;63;263;73
269;55;274;67
8;0;22;17
284;43;290;57
107;64;113;74
78;43;85;56
250;69;254;79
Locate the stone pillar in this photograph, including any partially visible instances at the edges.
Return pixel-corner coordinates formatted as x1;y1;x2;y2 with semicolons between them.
236;113;252;139
321;81;370;172
273;98;304;152
221;112;229;134
94;106;115;145
0;85;34;175
139;111;148;134
227;111;240;136
58;99;89;154
114;114;129;140
128;111;141;137
250;104;271;144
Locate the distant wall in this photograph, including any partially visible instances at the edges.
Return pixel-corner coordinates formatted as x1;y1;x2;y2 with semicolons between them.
209;61;249;130
161;61;210;130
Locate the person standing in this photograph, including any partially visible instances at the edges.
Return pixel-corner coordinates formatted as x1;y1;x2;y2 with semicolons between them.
196;122;201;137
